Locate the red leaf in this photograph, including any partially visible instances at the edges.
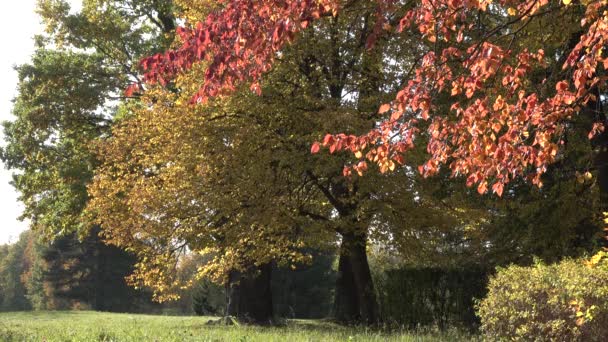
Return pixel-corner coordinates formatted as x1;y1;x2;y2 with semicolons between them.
125;84;139;97
250;82;262;95
310;142;320;154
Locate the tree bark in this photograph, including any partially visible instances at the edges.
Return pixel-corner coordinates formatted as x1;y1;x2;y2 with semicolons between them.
225;262;273;325
333;232;378;325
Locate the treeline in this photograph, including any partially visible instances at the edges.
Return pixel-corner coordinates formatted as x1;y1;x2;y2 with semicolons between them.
0;232;336;318
0;230;154;312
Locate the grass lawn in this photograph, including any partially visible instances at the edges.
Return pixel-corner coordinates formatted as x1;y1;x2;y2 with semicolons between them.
0;311;476;341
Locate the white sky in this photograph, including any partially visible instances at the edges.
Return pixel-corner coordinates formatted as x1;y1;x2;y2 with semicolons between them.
0;0;82;244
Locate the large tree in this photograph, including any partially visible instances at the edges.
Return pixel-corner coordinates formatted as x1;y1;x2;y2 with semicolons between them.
134;0;608;278
86;0;507;324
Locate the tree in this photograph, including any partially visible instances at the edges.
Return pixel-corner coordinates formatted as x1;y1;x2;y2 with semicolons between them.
86;72;327;320
88;1;502;325
135;0;608;293
138;0;608;199
0;231;32;311
2;0;176;238
36;227;152;311
20;229;51;310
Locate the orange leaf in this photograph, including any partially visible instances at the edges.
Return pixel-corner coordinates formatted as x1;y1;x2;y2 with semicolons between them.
379;103;391;114
477;181;488;194
556;81;569;92
492;182;504;197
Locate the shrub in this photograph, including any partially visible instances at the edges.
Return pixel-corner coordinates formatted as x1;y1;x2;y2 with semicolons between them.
477;258;608;341
375;267;488;330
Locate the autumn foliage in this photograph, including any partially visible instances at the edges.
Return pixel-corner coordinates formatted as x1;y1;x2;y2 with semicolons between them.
477;259;608;341
138;0;608;196
133;0;339;100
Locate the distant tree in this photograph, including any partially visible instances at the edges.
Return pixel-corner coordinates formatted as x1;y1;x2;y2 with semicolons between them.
0;244;7;307
0;231;32;311
20;230;50;310
272;250;336;319
167;253;225;316
34;228;151;311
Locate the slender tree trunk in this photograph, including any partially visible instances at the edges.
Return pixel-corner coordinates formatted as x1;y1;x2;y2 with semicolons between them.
225;262;273;325
95;241;105;311
333;232;378;325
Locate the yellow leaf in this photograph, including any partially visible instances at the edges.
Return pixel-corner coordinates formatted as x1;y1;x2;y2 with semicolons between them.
563;0;571;4
354;150;363;159
507;7;517;16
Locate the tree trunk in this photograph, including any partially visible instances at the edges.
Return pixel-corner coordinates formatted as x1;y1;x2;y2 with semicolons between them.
225;262;273;325
333;232;378;325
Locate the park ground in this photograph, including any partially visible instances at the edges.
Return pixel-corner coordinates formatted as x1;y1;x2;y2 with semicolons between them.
0;311;477;341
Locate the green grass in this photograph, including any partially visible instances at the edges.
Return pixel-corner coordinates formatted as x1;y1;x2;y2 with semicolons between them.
0;311;476;341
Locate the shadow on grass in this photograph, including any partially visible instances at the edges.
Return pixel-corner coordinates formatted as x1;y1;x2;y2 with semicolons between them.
285;319;349;332
283;318;479;340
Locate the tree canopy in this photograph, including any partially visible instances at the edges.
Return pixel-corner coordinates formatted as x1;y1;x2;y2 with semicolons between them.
139;0;608;196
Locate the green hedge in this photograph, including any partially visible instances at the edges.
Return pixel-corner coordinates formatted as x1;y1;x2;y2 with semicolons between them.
376;267;488;329
477;259;608;341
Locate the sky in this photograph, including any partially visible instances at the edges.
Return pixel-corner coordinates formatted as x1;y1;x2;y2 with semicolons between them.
0;0;82;244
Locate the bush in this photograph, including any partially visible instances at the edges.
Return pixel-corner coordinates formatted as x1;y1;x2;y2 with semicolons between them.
477;258;608;341
374;266;488;330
